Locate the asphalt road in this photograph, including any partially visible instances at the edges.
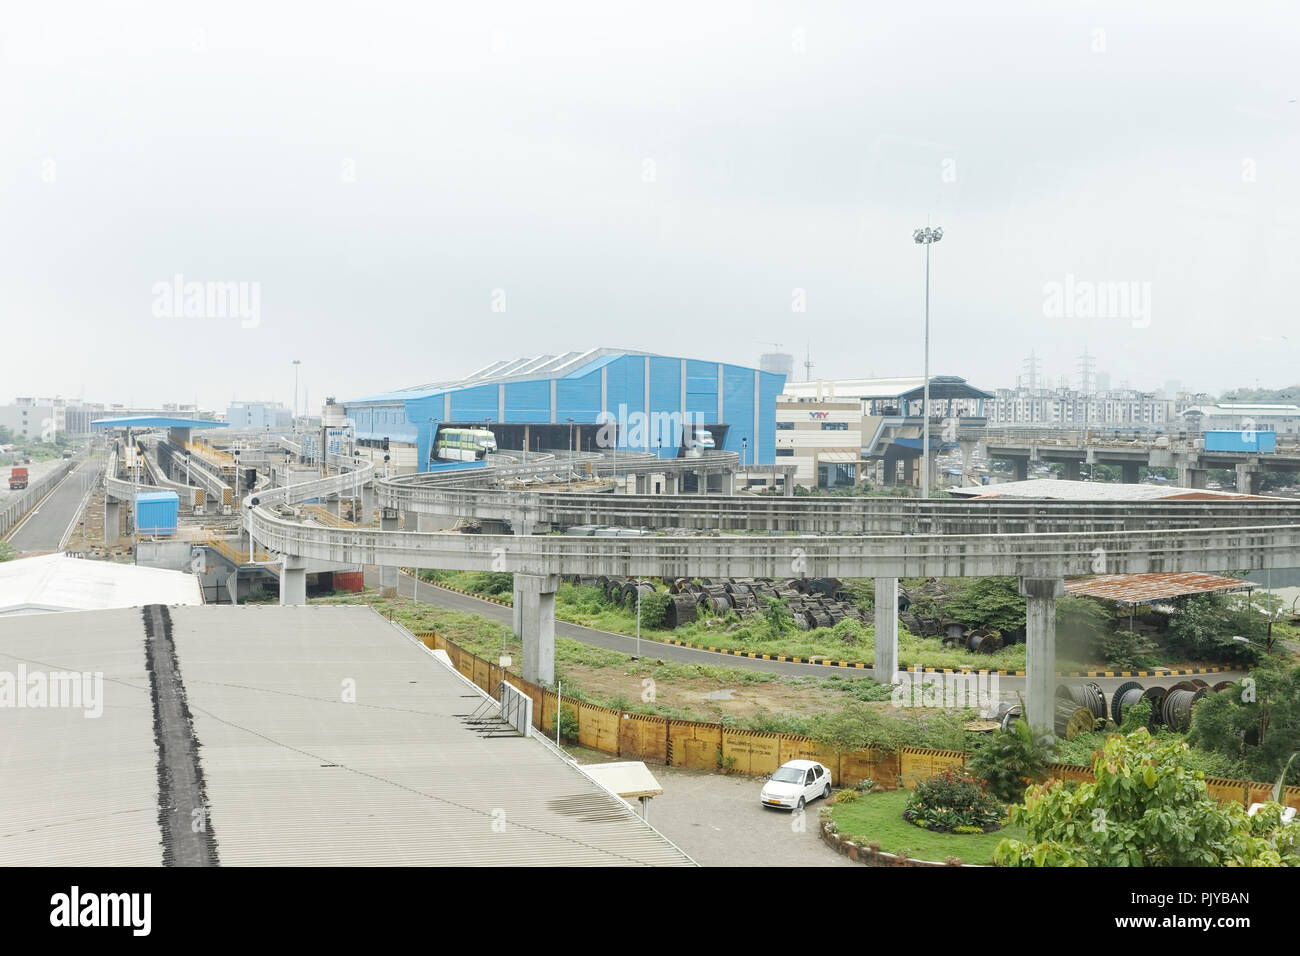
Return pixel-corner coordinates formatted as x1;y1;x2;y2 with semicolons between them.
393;571;1245;698
6;460;100;554
624;764;853;867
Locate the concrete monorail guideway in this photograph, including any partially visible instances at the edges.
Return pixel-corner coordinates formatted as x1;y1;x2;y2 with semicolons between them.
246;450;1300;734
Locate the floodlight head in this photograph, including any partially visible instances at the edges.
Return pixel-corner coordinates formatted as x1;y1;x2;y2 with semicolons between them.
932;226;943;242
912;228;926;244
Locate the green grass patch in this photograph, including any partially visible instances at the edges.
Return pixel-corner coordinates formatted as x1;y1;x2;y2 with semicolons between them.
828;789;1026;865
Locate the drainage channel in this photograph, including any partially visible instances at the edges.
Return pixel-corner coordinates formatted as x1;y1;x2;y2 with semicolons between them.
142;604;219;866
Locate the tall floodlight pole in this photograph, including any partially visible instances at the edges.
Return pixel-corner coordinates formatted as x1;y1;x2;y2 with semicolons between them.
292;359;301;427
912;225;943;499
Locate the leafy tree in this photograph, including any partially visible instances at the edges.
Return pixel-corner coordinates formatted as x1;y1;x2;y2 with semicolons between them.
968;715;1055;803
1054;595;1115;661
942;577;1025;634
993;729;1299;867
1166;593;1263;666
1187;660;1300;785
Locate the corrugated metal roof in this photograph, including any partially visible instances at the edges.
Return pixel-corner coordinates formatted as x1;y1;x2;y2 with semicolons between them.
1065;572;1253;603
0;606;162;865
345;348;782;405
0;604;694;866
170;605;692;866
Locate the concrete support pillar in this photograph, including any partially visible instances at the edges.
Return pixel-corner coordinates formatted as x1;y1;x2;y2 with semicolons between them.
783;469;795;497
873;577;898;684
280;555;308;606
721;471;736;495
635;474;648;494
402;510;418;531
226;570;240;605
512;580;524;637
665;473;679;496
379;508;399;594
696;472;708;494
1178;465;1207;489
1235;463;1260;495
1012;458;1029;481
327;495;341;517
361;484;375;523
1064;460;1081;481
104;499;121;547
901;458;915;486
1020;577;1064;736
1121;461;1140;484
518;573;559;685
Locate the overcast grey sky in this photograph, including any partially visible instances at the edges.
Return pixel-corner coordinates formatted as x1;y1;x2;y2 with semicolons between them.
2;1;1297;410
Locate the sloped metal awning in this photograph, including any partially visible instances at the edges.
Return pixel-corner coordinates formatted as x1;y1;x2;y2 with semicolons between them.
1065;572;1253;604
581;761;664;800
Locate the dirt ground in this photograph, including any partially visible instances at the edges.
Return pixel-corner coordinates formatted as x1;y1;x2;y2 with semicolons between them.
557;660;875;721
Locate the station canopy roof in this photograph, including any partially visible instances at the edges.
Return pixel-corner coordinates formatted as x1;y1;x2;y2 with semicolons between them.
780;375;992;403
1065;572;1253;604
91;416;227;429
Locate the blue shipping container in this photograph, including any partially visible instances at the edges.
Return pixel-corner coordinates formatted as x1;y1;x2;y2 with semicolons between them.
135;490;180;536
1204;430;1277;454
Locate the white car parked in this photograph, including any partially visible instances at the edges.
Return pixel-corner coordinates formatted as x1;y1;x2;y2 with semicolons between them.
760;759;832;811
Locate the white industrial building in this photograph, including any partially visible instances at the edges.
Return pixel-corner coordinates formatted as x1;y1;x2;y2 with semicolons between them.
1181;403;1300;436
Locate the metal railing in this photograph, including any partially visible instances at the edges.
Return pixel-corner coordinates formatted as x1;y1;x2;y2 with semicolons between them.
0;459;78;539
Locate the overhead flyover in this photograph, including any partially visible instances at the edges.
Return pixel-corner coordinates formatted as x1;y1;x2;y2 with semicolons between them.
91;415;228;447
96;416;232;518
246;448;1300;736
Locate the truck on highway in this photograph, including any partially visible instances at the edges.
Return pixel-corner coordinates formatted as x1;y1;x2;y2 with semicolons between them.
8;467;29;490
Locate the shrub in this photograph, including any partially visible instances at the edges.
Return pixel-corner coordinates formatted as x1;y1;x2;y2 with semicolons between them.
832;789;860;805
829;617;869;644
557;704;579;742
994;728;1300;867
903;769;1004;833
762;597;796;637
1100;629;1159;670
636;589;670;629
1117;697;1154;734
967;716;1055;803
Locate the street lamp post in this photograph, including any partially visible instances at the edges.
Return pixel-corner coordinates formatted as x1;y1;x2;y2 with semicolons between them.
912;225;943;499
566;418;574;486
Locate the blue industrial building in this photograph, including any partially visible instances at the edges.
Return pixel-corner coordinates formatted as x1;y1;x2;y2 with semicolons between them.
344;349;786;471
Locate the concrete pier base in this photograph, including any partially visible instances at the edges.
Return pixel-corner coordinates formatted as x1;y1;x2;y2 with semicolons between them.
518;573;559;685
280;555;308;606
1020;577;1064;735
873;577;898;685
